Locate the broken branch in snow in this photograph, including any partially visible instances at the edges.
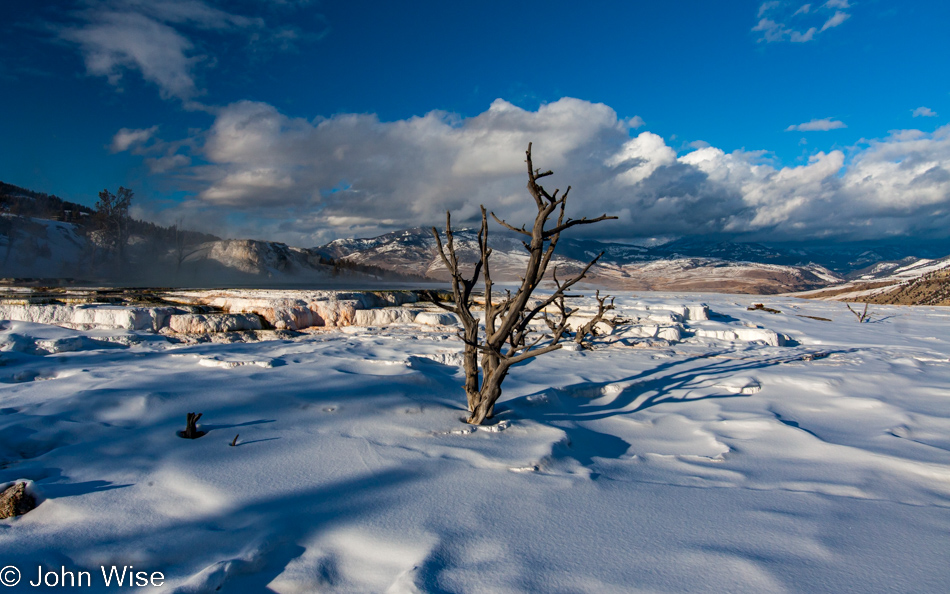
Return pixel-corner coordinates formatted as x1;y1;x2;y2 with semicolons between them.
180;412;205;439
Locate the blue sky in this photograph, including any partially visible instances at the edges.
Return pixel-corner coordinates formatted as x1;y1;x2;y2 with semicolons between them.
1;0;949;246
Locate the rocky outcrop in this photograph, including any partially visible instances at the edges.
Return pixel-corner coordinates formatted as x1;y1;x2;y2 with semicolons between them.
196;239;307;276
0;482;36;518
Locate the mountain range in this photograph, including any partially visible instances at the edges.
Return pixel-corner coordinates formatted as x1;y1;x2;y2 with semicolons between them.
3;180;950;299
312;227;950;296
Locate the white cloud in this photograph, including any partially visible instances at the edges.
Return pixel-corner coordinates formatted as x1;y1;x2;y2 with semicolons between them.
145;153;191;174
128;98;950;246
626;115;646;129
110;125;159;152
118;0;262;29
793;4;812;16
753;0;851;43
753;17;819;43
608;132;677;185
820;10;850;32
59;1;301;102
790;27;817;42
752;19;788;43
786;118;847;131
62;11;200;100
759;1;781;17
912;106;938;118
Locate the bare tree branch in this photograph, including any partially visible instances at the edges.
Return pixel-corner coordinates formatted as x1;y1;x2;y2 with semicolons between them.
543;214;618;238
574;290;616;347
491;213;531;236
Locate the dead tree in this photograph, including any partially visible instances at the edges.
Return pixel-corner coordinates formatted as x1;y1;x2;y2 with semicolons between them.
846;302;871;322
430;143;616;425
573;289;616;346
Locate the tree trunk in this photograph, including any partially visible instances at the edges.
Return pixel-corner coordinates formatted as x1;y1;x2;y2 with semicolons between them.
462;324;480;412
468;362;508;424
115;219;124;276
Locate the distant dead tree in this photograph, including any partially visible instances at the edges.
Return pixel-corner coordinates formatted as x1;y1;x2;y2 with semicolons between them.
429;143;616;425
846;302;872;322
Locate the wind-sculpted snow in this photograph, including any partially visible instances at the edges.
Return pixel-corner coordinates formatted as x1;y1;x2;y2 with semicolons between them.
1;293;949;592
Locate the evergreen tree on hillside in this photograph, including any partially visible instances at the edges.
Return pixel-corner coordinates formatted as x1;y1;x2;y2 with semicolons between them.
96;187;133;272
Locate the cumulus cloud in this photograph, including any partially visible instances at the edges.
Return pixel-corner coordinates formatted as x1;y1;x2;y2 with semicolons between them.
786;118;847;131
754;0;851;43
913;106;938;118
128;97;950;247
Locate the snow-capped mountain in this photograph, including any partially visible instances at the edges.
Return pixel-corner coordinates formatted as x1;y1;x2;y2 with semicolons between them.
312;228;847;294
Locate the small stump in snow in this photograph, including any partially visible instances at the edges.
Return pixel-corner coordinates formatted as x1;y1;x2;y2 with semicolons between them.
0;482;36;518
178;412;206;439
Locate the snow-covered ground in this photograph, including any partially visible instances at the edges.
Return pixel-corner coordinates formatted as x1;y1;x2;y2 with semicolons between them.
1;293;949;592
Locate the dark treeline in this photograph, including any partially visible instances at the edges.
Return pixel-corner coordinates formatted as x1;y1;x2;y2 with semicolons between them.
0;181;218;246
0;181;95;224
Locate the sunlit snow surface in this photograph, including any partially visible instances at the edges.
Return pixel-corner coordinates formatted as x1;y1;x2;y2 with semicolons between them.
1;294;949;593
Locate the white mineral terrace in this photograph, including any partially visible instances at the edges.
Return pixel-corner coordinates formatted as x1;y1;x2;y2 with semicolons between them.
0;289;800;353
0;290;451;334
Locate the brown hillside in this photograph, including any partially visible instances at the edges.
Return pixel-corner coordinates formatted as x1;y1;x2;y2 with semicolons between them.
853;270;950;306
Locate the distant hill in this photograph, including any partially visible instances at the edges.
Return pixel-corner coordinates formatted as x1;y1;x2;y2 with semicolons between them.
867;269;950;306
1;181;219;247
0;182;428;287
0;181;96;224
797;255;950;306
